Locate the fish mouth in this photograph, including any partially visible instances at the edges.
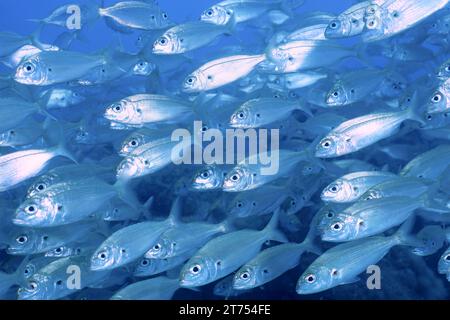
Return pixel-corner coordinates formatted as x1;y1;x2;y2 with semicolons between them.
12;218;28;226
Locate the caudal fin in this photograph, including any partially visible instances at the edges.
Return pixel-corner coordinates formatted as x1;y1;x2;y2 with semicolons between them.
394;217;422;247
263;209;288;243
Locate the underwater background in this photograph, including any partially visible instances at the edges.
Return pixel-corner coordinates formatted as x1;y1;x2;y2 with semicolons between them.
0;0;449;300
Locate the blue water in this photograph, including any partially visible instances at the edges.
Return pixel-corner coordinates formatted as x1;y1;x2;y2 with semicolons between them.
0;0;449;300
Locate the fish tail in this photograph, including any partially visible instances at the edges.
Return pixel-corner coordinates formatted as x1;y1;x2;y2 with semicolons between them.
167;196;183;225
404;91;426;126
29;24;46;51
43;119;78;163
393;216;422;247
264;209;288;243
113;179;141;211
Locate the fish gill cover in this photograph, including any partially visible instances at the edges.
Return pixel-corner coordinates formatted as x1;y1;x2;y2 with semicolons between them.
0;0;448;300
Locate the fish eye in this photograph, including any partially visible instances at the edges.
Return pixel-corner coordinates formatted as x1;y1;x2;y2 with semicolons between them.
236;201;243;208
16;235;28;244
328;184;339;193
153;244;161;251
206;9;214;16
445;254;450;261
24;62;34;73
240;272;250;280
158;37;167;45
140;259;150;266
113;104;122;112
201;126;208;132
190;264;201;274
331;222;343;231
305;274;316;283
237;112;245;119
130;140;138;146
446;66;450;72
320;139;332;149
200;171;210;178
55;247;63;253
332;91;339;97
28;281;38;291
162;12;168;19
97;251;108;260
25;205;37;214
330;21;339;29
432;93;442;103
9;130;15;135
231;174;240;181
186;76;196;85
326;211;334;218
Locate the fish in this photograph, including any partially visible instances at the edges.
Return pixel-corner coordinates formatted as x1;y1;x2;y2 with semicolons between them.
111;276;181;300
104;94;194;128
320;196;428;242
14;50;106;86
134;251;193;277
411;225;446;256
222;149;314;192
191;165;230;191
179;210;287;287
153;20;234;55
18;253;110;300
90;198;182;271
325;1;374;39
98;1;172;31
325;69;389;106
438;246;450;277
233;217;320;289
427;79;450;114
320;171;398;203
145;220;229;259
7;221;99;255
14;177;117;227
315;107;423;158
362;0;450;42
0;143;75;192
296;218;419;294
400;145;450;180
182;54;266;92
229;97;311;128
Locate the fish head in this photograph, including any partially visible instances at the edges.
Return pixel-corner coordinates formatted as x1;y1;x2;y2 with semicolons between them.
296;265;334;294
14;55;48;85
120;133;147;156
18;274;53;300
182;71;206;93
105;99;141;124
116;156;147;180
133;258;156;276
179;256;214;287
326;82;348;106
229;107;253;128
7;230;38;255
153;32;180;54
321;179;354;203
45;245;71;258
233;265;259;290
317;205;340;233
145;237;173;259
0;128;18;146
438;248;450;274
230;197;252;217
90;244;123;271
223;167;253;192
14;195;59;227
192;165;224;190
321;214;358;242
315;134;340;158
325;17;351;39
133;59;155;76
437;60;450;79
200;5;232;25
27;175;54;198
427;89;448;114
